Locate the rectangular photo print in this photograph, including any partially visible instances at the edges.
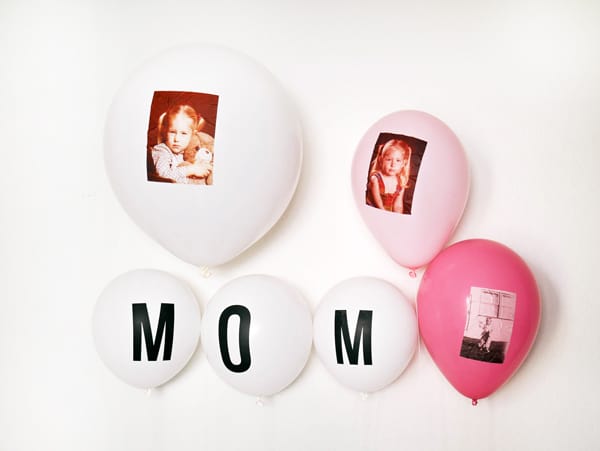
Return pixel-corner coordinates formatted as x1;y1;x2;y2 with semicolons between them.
459;287;517;364
146;91;219;185
364;132;427;215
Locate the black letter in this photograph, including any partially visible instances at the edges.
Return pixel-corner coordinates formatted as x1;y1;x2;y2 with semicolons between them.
132;303;174;361
334;310;373;365
218;305;251;373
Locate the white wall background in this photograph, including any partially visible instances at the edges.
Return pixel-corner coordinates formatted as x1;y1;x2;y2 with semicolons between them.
1;0;599;449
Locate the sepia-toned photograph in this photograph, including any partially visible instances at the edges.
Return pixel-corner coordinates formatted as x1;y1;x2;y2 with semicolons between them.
460;287;517;364
146;91;219;185
364;132;427;214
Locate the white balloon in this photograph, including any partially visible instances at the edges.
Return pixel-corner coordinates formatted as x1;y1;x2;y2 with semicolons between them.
201;275;312;397
313;277;417;393
104;44;302;267
92;269;201;389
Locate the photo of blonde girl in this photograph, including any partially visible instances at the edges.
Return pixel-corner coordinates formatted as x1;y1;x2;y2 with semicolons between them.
365;133;427;215
366;139;412;213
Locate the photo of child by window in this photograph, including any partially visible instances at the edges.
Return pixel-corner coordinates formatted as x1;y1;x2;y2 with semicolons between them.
459;287;517;364
147;91;219;185
365;133;427;215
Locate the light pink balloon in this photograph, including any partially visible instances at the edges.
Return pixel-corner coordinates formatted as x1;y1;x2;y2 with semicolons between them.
417;239;541;404
351;110;469;270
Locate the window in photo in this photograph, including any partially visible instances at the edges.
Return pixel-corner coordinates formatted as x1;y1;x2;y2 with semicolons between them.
146;91;219;185
459;287;517;364
364;132;427;215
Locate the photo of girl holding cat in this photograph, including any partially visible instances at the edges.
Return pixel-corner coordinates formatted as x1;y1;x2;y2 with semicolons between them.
147;91;219;185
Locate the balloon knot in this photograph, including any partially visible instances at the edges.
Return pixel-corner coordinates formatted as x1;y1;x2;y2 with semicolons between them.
256;396;264;407
360;392;369;401
200;266;212;278
409;270;417;279
472;399;478;406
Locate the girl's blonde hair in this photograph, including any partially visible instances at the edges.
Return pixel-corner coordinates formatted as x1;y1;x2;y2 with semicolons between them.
157;104;206;144
370;138;412;188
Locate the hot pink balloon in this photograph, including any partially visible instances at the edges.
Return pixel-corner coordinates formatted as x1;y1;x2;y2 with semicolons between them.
417;239;541;404
351;110;469;271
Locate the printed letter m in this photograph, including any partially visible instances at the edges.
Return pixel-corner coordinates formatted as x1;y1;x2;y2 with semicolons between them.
132;303;174;361
334;310;373;365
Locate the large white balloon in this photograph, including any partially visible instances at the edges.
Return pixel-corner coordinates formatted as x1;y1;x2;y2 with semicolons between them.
201;275;312;397
92;269;201;389
104;44;302;267
313;277;417;393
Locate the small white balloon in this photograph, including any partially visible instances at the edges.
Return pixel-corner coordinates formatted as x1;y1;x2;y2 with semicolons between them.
104;44;302;267
201;275;312;397
92;269;201;389
313;277;417;393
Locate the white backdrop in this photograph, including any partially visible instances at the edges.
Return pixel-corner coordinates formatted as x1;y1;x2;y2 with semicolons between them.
1;1;599;450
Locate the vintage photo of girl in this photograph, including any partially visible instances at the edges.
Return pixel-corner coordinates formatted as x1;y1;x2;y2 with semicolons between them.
459;287;517;364
365;133;427;215
146;91;219;185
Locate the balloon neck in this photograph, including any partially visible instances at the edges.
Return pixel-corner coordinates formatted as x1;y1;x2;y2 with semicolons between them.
360;392;369;401
409;270;417;279
146;388;152;398
472;399;478;406
256;396;265;407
